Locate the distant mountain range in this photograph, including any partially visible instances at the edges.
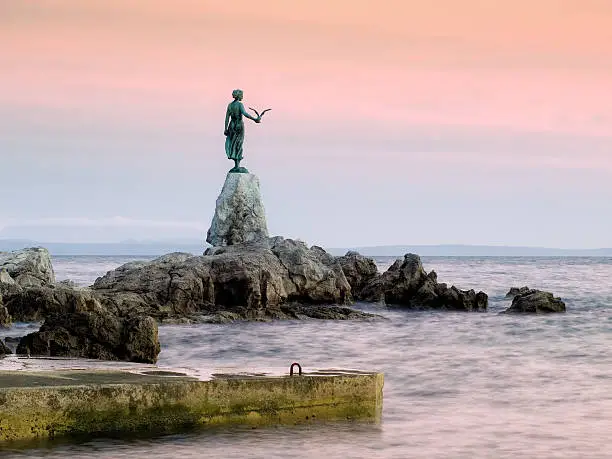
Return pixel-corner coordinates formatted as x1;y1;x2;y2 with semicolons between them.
326;244;612;257
1;239;611;257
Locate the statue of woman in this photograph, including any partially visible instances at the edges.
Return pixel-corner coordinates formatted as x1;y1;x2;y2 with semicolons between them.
224;89;261;173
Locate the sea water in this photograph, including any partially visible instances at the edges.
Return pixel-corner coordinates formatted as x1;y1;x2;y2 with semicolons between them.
1;256;611;458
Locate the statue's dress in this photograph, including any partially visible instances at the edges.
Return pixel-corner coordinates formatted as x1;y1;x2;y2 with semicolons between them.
225;101;244;162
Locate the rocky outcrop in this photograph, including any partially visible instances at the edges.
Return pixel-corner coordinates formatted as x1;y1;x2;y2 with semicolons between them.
17;310;160;363
92;238;358;322
505;286;531;298
92;247;484;317
502;289;566;314
359;253;488;311
206;172;269;247
266;238;351;305
2;284;101;322
336;251;379;300
1;279;161;362
0;248;55;287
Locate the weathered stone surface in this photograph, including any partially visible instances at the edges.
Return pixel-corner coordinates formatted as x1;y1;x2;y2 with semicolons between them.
0;302;11;328
2;285;102;322
0;273;14;328
268;238;351;305
206;172;269;247
57;279;78;288
0;269;15;286
505;286;531;298
0;248;55;287
336;251;379;300
0;369;383;443
0;270;22;301
93;238;356;321
502;289;566;314
17;311;160;363
359;253;488;311
0;340;11;356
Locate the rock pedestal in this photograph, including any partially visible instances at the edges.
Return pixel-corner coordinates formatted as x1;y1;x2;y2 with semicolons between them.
206;172;269;247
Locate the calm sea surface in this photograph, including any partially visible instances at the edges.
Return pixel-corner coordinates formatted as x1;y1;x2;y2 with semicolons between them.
2;255;612;458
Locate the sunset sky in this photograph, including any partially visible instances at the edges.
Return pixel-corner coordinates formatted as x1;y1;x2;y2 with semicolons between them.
1;0;611;247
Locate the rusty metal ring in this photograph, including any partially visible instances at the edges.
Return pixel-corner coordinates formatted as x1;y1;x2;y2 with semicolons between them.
289;362;302;376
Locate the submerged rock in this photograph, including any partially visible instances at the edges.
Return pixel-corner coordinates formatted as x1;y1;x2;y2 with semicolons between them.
17;311;160;363
278;304;378;321
0;247;55;287
502;289;566;314
206;172;269;247
359;253;488;311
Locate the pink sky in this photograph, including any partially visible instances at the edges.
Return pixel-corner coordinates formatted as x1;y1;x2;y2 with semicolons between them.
1;1;611;246
3;0;611;133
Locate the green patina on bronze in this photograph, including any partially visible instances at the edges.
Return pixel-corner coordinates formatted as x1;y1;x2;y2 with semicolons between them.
224;89;271;173
0;369;383;444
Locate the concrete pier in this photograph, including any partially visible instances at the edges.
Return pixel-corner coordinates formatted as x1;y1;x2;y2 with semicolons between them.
0;364;383;443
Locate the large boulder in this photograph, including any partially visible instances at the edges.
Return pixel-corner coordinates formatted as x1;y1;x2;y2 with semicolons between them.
0;247;55;287
206;172;269;247
92;238;357;321
2;284;102;322
503;289;566;314
16;310;160;363
336;251;379;300
360;253;488;311
267;238;351;304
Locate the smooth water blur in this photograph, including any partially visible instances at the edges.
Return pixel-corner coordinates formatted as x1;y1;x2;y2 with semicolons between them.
3;256;612;458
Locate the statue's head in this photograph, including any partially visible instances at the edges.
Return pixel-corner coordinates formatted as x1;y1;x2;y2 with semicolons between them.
232;89;243;101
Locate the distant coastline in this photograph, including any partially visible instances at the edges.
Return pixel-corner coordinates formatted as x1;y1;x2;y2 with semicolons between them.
1;239;611;257
326;245;612;257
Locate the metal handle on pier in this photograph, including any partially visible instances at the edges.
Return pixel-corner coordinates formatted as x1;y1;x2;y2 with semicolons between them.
289;362;302;376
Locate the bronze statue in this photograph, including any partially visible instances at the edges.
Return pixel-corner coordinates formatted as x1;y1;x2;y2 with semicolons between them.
224;89;271;173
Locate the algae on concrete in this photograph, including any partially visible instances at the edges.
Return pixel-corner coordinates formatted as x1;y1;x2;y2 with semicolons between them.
0;369;383;443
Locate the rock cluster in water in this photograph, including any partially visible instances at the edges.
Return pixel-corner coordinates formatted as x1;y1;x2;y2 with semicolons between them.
0;242;490;363
0;172;507;363
503;287;566;314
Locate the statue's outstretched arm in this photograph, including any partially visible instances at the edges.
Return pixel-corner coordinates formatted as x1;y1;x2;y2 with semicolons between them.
239;103;260;122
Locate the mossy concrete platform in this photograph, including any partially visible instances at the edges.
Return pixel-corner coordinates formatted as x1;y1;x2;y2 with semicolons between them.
0;365;383;443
